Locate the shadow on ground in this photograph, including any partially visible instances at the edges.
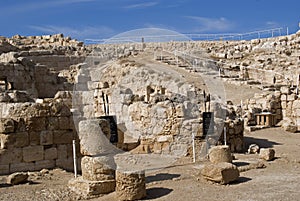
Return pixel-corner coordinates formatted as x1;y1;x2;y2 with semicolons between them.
244;136;282;149
146;173;180;183
145;187;173;200
231;176;252;185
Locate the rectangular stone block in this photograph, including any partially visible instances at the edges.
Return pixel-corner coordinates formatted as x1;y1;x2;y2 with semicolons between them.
44;147;58;160
53;130;74;144
281;101;287;109
10;162;35;173
293;100;300;109
287;94;296;101
35;160;55;171
0;148;23;165
280;95;287;101
57;144;68;159
27;117;46;131
14;132;29;148
23;146;44;162
29;131;40;145
47;117;59;130
56;157;74;171
68;177;116;199
0;164;9;175
58;117;70;130
40;130;53;145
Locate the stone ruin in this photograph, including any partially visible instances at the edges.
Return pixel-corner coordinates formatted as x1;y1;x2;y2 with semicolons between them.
1;30;299;199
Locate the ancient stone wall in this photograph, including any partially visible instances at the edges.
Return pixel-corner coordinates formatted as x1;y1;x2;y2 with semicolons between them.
0;95;79;175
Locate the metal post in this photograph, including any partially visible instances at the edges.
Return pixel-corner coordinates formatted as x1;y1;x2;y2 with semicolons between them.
72;140;77;178
192;132;196;163
224;127;227;146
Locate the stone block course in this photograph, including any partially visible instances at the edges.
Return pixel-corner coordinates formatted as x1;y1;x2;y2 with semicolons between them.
23;145;44;162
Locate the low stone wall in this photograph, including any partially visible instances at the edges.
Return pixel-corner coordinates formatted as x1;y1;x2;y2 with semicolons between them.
0;100;79;175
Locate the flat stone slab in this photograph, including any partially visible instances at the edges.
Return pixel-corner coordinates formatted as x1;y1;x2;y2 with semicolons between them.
68;177;115;199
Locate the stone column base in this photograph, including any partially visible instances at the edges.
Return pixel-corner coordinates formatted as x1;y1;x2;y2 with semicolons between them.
68;177;115;199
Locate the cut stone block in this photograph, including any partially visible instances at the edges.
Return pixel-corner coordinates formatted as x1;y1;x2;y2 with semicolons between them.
208;145;232;164
23;146;44;162
201;162;240;184
40;130;53;145
116;170;146;201
259;148;275;161
68;177;115;199
81;156;116;181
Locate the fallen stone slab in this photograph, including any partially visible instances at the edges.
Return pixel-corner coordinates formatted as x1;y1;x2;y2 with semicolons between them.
68;177;116;199
7;172;29;185
201;162;240;184
208;145;232;164
259;148;275;161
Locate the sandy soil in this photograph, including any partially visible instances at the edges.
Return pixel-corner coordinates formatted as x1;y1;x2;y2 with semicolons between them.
1;127;299;201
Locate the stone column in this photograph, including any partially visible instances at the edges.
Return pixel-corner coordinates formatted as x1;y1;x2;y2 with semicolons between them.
68;119;119;199
116;169;146;201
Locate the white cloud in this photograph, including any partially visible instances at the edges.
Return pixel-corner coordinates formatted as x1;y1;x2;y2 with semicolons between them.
185;16;234;32
265;21;281;28
124;2;158;9
29;25;114;40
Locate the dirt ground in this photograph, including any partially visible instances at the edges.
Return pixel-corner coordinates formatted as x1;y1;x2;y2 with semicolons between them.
1;127;299;201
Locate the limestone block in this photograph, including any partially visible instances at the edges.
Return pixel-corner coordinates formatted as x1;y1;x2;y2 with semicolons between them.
40;130;53;145
209;145;233;163
0;118;15;133
47;117;59;130
53;130;74;144
56;157;75;171
280;95;287;101
81;156;116;181
259;148;275;161
156;135;173;143
293;100;300;109
296;109;300;117
116;170;146;201
7;172;28;185
27;117;46;132
10;162;35;173
201;162;240;184
29;131;40;145
68;177;116;199
58;117;70;130
287;94;296;101
35;160;55;171
1;148;23;165
281;119;297;133
280;86;290;94
44;147;58;160
0;164;9;175
79;119;116;156
23;146;44;162
57;144;68;159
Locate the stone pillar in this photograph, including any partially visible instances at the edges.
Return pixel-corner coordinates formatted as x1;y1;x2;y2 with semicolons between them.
68;119;118;199
116;170;146;201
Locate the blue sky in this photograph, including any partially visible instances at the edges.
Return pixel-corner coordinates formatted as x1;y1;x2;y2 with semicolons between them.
0;0;299;41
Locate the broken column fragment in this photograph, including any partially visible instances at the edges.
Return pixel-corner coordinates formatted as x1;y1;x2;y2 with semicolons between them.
69;119;118;198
